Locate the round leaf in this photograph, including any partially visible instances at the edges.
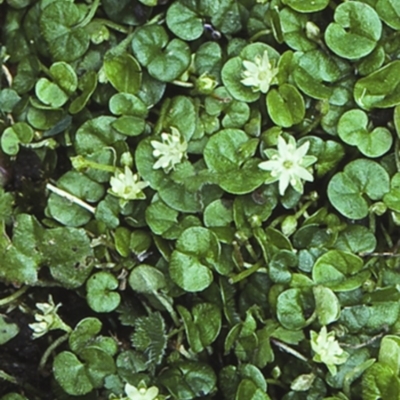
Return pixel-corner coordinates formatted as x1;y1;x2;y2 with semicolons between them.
325;2;382;60
266;84;305;128
86;272;120;313
69;317;102;354
132;25;191;82
313;285;340;325
129;264;166;294
277;288;307;330
354;61;400;110
53;351;93;396
282;0;329;13
35;78;68;108
40;2;90;62
328;159;390;219
103;53;142;95
166;1;204;41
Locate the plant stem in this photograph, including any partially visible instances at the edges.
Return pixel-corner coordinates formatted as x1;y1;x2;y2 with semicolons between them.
39;333;70;372
77;0;101;28
92;18;130;33
229;260;265;284
250;29;272;43
171;80;194;88
0;286;28;307
46;183;96;214
270;338;308;362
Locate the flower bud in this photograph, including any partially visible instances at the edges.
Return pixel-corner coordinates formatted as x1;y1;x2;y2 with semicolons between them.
195;73;218;95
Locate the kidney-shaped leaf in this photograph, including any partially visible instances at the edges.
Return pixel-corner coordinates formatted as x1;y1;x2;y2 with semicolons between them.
325;2;382;60
132;25;191;82
328;159;390;219
354;61;400;110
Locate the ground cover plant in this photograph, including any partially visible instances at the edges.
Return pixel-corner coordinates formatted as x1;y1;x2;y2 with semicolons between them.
1;0;400;398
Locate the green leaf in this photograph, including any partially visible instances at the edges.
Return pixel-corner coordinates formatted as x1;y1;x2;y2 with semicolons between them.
35;77;68;108
325;2;382;60
129;264;166;294
131;312;167;366
379;335;400;375
376;0;400;30
313;285;341;325
40;1;90;62
354;61;400;110
280;8;317;52
49;61;78;95
53;351;93;396
235;378;271;400
282;0;329;13
312;250;365;291
75;116;124;155
328;159;390;219
159;361;216;399
266;84;305;128
132;25;191;82
178;303;221;353
276;288;307;330
43;226;93;288
1;122;34;156
69;317;102;354
170;227;219;292
204;129;267;194
338;109;393;157
362;362;400;400
86;272;120;313
0;315;19;345
166;1;203;41
103;53;142;95
80;346;116;388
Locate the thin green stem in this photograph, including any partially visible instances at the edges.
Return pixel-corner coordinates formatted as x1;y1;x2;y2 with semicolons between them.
46;183;96;214
229;260;264;284
249;29;272;43
270;338;308;362
171;80;194;88
39;333;70;372
71;155;117;173
0;370;17;384
0;286;28;307
92;18;130;33
77;0;101;28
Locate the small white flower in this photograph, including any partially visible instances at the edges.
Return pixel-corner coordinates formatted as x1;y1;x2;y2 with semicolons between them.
124;383;159;400
240;50;279;94
258;136;317;196
150;126;188;173
310;326;349;376
109;166;149;205
28;296;70;339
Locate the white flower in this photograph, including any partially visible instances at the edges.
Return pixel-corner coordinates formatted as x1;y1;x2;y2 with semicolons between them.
109;166;149;205
124;383;159;400
240;50;279;94
151;127;188;173
258;136;317;196
310;326;349;376
29;296;70;339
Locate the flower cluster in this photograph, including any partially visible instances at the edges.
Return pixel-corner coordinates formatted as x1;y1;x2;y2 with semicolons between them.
28;296;71;339
240;50;279;94
258;136;317;196
310;326;349;376
151;126;188;173
109;166;149;207
110;382;160;400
